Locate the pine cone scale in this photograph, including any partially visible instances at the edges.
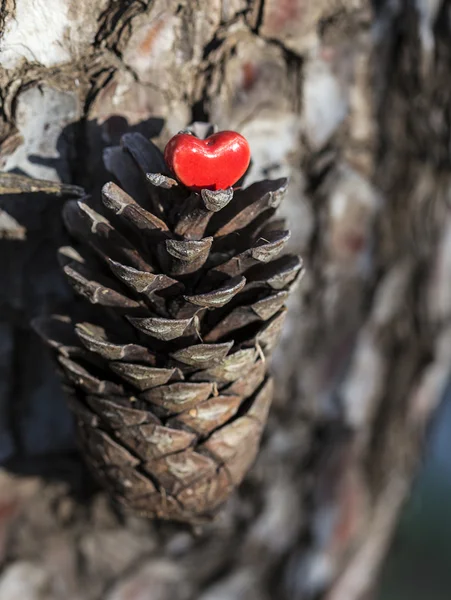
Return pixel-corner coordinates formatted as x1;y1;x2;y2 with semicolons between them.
75;322;158;364
115;424;197;461
167;394;242;436
170;341;234;368
108;363;176;390
141;381;216;413
85;396;158;428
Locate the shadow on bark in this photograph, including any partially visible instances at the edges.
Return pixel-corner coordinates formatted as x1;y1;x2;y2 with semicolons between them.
0;116;165;491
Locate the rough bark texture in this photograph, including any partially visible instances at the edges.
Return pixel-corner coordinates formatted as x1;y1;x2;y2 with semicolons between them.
0;1;450;599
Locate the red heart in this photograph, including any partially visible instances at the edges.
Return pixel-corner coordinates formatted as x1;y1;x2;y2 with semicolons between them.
164;131;251;191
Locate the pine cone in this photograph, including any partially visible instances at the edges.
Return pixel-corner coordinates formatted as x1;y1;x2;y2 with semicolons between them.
34;124;302;523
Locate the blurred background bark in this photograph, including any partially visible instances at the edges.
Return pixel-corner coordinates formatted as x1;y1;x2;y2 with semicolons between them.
1;1;450;599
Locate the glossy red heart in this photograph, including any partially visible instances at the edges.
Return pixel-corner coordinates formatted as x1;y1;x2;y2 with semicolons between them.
164;131;251;191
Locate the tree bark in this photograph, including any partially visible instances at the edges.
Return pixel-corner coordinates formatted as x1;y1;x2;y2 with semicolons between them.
0;1;450;599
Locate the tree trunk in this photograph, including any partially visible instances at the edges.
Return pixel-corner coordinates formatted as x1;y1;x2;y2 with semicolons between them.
0;1;450;599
